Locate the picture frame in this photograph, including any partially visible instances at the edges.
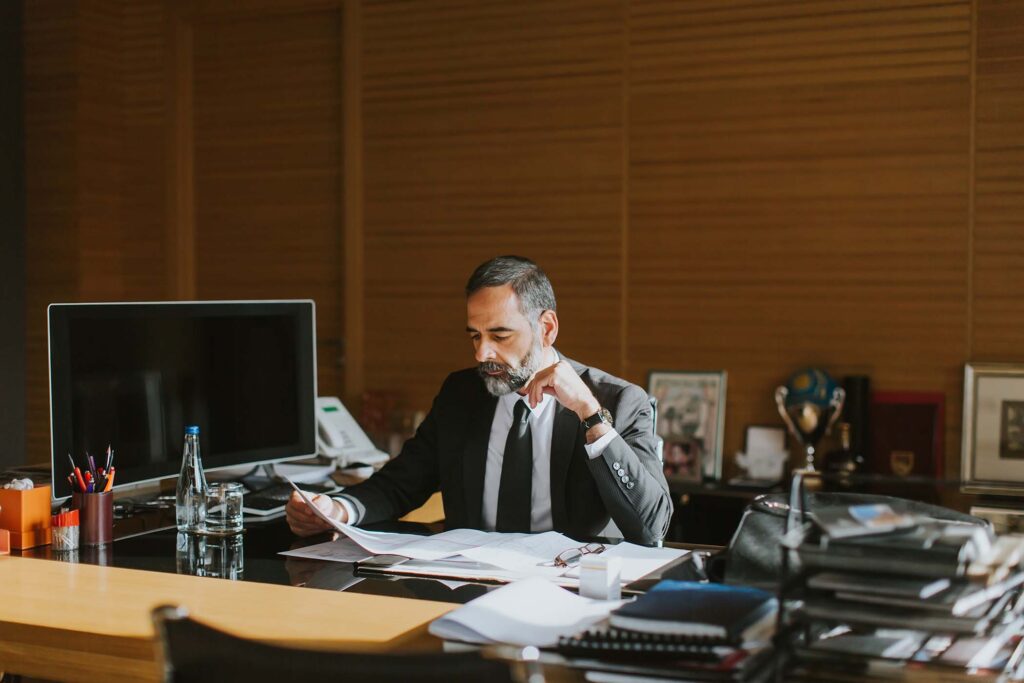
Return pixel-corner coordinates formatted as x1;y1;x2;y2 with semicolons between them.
868;391;944;479
961;363;1024;495
969;505;1024;535
648;370;727;481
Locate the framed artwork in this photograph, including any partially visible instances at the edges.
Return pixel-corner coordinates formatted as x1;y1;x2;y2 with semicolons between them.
868;391;944;479
969;505;1024;535
961;363;1024;495
648;370;727;481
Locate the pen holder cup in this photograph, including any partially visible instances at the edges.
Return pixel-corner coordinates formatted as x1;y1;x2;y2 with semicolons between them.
72;491;113;546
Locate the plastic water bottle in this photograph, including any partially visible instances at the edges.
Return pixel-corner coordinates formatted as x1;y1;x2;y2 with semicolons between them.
176;425;208;533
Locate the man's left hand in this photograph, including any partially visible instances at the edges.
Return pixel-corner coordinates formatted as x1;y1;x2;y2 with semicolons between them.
524;360;600;420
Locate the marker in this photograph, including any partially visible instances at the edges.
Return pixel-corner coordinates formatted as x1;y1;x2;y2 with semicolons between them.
73;467;86;492
103;467;115;492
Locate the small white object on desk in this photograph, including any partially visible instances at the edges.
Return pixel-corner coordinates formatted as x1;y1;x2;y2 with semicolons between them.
2;478;34;491
579;554;621;601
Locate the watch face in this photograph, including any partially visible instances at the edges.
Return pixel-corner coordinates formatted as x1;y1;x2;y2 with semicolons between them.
600;408;614;427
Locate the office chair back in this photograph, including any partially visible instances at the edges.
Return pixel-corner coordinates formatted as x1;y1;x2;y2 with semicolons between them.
152;605;523;683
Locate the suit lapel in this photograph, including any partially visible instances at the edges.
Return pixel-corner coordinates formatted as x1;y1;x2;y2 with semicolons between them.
549;401;582;530
462;392;497;529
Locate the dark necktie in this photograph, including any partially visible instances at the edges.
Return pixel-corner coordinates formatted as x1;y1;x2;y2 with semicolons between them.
496;398;533;532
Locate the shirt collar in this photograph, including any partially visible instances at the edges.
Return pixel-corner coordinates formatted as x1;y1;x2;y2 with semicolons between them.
501;387;551;414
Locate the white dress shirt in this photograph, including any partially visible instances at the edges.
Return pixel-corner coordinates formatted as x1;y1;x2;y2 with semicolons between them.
480;391;618;532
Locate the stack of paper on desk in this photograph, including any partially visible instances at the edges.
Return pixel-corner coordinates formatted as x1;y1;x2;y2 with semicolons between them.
285;479;687;585
428;577;624;646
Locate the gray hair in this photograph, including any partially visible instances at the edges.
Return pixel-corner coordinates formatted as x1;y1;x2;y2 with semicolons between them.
465;255;556;320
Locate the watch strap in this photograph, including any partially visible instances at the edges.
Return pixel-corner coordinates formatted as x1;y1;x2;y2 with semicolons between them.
582;407;613;430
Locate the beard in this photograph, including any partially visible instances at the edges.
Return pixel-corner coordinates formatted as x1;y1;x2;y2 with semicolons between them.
477;340;544;397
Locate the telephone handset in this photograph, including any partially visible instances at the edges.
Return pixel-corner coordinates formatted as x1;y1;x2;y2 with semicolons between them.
316;396;390;467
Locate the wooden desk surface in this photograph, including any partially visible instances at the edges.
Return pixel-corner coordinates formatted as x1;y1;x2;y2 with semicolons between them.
0;555;456;683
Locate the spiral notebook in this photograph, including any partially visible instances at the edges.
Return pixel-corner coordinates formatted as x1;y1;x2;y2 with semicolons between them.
557;626;731;662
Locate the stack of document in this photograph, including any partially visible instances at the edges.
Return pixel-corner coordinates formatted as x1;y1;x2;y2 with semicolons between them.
284;480;687;586
428;578;624;646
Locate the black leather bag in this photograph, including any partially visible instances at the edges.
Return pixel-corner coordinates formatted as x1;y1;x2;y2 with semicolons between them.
715;490;988;589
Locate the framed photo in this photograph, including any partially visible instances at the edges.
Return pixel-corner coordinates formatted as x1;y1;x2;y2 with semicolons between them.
868;392;944;478
962;363;1024;495
648;370;727;481
970;505;1024;534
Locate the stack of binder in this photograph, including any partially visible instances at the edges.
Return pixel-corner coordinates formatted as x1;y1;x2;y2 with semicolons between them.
554;580;778;681
784;504;1024;681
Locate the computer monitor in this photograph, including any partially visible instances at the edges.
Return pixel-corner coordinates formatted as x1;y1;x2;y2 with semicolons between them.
48;300;317;501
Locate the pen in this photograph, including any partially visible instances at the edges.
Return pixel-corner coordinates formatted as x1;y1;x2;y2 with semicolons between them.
87;453;97;480
103;467;114;492
105;445;112;472
74;467;86;492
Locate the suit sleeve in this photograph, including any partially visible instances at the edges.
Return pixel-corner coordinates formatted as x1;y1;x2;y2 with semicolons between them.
338;388;445;526
585;384;673;544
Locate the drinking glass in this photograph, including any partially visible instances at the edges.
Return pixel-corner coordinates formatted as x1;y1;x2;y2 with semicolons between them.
204;482;244;535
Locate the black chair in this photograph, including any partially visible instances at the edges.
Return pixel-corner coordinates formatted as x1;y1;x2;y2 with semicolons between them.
152;605;532;683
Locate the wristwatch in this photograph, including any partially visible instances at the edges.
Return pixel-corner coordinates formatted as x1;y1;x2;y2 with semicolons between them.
581;407;614;431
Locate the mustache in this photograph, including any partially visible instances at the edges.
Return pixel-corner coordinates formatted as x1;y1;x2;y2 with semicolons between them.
478;361;510;375
477;361;530;390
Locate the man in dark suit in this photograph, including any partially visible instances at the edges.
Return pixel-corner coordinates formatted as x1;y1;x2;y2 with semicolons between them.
287;256;672;543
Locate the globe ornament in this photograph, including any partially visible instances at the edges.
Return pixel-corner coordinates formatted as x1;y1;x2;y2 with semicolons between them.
775;368;845;472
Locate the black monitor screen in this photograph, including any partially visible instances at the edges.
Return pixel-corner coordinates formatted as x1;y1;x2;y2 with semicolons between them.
48;301;316;499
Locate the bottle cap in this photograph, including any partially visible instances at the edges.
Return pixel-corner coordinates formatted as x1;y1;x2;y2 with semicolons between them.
185;425;200;435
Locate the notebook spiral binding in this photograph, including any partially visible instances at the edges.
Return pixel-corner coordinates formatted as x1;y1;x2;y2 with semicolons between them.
556;627;730;661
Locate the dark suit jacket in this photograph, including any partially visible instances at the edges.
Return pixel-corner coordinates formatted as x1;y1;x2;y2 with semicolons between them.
341;357;673;544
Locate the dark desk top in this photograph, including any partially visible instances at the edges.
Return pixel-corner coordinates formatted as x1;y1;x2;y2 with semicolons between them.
16;505;708;604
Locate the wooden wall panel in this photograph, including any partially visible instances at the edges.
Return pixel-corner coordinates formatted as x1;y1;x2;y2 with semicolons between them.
21;0;1024;483
972;0;1024;361
189;6;345;398
627;0;972;474
76;0;124;301
24;2;79;463
121;0;169;301
361;0;626;409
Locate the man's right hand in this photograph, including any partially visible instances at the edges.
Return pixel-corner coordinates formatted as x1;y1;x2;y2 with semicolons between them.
285;490;348;537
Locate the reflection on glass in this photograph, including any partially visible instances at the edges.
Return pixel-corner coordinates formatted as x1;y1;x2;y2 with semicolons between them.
176;532;244;580
205;482;244;535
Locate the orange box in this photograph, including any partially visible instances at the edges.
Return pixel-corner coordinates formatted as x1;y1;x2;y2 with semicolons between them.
0;484;53;549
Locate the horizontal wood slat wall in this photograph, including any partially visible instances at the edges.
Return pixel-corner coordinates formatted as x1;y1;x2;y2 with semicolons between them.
972;0;1024;361
22;0;1024;481
361;0;627;408
24;3;79;463
627;0;972;473
22;0;346;462
188;4;345;399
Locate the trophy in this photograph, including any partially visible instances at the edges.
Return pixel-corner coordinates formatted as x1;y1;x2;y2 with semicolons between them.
775;368;845;472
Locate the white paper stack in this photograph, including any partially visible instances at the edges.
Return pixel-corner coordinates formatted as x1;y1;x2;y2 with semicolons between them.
428;577;624;646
